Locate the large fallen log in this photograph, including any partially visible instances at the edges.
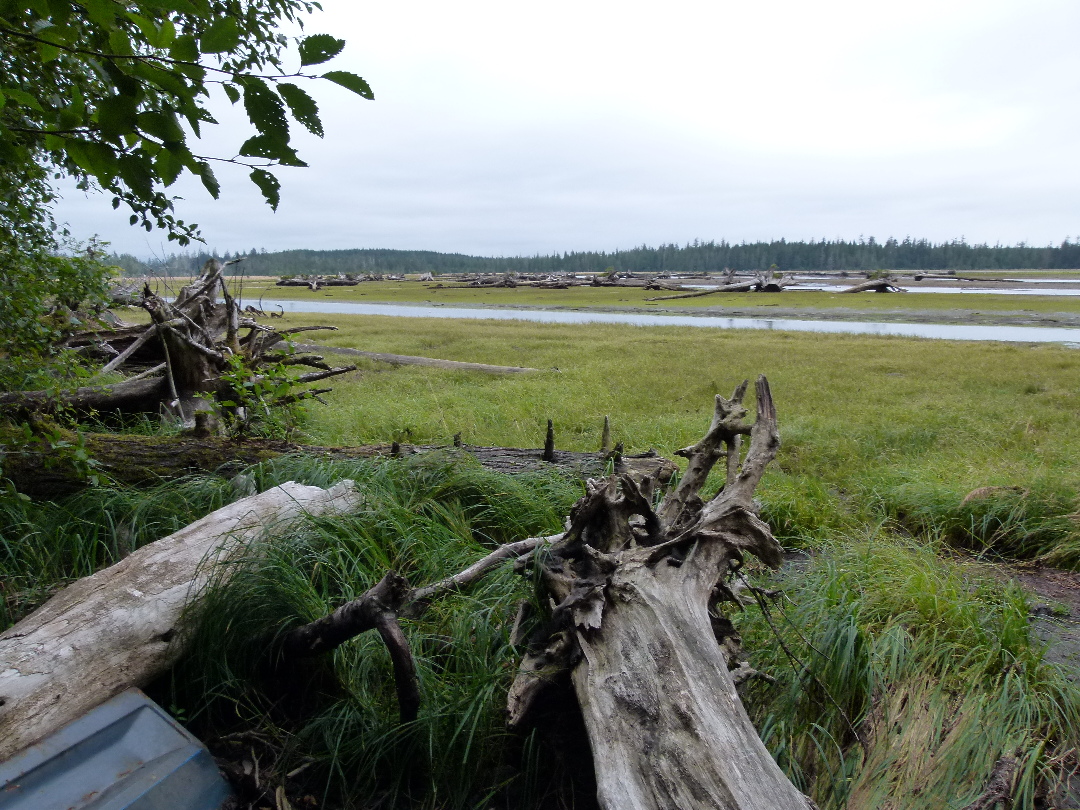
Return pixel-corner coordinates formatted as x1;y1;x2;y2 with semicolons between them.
292;342;538;374
645;280;758;301
839;278;906;293
1;430;675;499
0;479;360;761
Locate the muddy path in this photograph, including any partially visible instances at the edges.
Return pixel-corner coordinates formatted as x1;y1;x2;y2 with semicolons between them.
1006;565;1080;678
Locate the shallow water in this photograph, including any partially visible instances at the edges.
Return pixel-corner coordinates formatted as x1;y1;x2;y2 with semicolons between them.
252;299;1080;345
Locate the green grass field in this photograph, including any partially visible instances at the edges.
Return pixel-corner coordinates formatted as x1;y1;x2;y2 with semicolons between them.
278;311;1080;565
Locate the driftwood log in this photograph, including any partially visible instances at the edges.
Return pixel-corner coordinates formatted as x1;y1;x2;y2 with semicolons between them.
290;342;538;374
506;376;809;809
274;379;808;809
839;278;906;293
0;480;360;761
0;426;675;499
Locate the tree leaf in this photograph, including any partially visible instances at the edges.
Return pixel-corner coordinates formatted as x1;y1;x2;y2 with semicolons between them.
196;161;219;198
200;16;240;54
95;94;139;138
249;168;281;210
78;0;115;28
277;82;322;137
241;77;289;140
107;29;134;57
321;71;373;100
57;107;84;131
38;42;61;63
222;83;240;104
137;110;185;142
117;153;154;199
298;34;345;67
0;87;44;111
155;146;185;186
169;34;199;62
64;139;119;179
238;134;305;166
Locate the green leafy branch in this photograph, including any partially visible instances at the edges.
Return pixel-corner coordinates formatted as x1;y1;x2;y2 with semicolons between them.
0;2;373;244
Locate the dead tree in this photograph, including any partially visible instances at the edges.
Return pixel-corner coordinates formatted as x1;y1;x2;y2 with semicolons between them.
280;379;809;810
506;377;809;809
0;260;355;425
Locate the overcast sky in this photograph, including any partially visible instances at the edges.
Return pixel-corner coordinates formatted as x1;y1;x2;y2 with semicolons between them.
55;0;1080;259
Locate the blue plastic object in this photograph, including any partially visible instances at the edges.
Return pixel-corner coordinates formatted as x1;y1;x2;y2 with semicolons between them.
0;688;231;810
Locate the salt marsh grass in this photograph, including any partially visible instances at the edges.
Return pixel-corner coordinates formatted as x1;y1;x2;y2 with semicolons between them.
285;312;1080;565
739;538;1079;809
174;455;583;809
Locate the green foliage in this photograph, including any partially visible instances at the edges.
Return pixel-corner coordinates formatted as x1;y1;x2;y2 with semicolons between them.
0;0;373;245
737;538;1080;809
0;237;112;391
0;1;371;392
173;455;583;809
214;350;303;440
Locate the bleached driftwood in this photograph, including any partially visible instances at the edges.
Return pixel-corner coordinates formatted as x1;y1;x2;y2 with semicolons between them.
508;378;812;810
0;480;360;761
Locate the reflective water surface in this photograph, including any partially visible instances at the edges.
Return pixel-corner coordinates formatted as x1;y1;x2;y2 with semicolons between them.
254;300;1080;345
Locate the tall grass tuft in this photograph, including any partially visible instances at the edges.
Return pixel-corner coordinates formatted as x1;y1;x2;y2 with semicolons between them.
0;475;234;628
738;536;1080;809
869;473;1080;568
173;455;582;809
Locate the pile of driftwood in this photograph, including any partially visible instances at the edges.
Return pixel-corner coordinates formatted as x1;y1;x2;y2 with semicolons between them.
644;269;794;301
1;260;355;427
276;275;360;289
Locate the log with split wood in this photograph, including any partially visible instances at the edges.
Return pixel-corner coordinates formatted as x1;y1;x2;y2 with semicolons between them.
0;381;810;809
0;260;356;426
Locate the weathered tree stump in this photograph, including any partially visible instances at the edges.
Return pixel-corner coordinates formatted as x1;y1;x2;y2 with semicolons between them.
508;377;810;809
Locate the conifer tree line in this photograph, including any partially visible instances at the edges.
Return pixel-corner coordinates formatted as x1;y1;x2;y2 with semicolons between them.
112;236;1080;277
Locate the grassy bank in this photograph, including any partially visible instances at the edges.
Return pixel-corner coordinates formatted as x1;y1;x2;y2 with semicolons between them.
5;456;1073;808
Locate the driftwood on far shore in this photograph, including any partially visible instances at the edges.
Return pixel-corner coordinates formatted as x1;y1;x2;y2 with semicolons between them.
839;278;907;293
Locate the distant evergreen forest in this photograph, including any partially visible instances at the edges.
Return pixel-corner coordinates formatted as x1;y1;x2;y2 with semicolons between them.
109;237;1080;277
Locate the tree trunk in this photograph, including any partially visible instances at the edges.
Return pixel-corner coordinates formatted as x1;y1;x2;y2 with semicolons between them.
509;377;812;810
0;480;360;761
572;552;807;809
839;278;906;293
1;430;675;499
